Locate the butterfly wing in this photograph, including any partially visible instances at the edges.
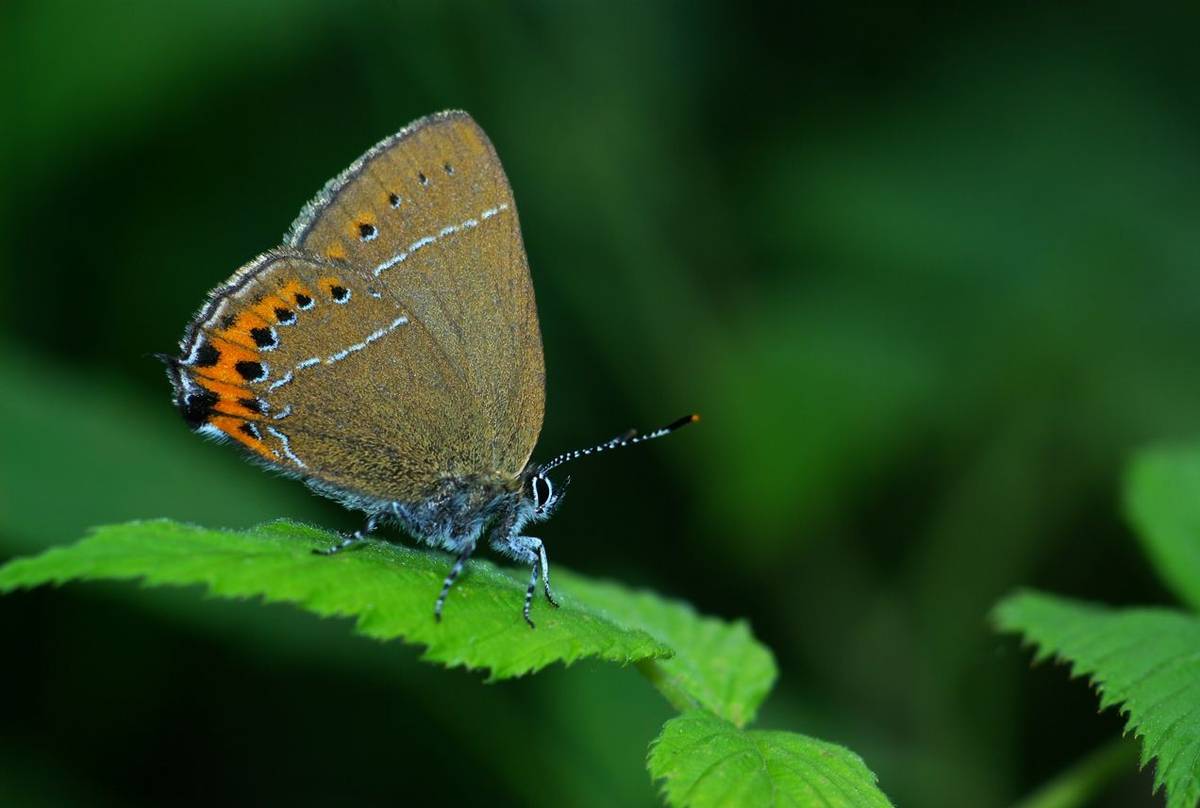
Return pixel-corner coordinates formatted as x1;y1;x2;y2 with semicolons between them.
168;112;544;508
287;111;546;488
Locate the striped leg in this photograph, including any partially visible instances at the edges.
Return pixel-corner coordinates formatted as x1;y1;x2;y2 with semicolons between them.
522;563;540;629
518;537;558;628
314;513;379;556
489;531;558;627
532;538;559;608
434;543;476;622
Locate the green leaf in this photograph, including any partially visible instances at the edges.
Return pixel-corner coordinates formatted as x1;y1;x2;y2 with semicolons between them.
994;589;1200;808
1125;442;1200;612
647;710;894;808
0;519;670;680
567;579;776;726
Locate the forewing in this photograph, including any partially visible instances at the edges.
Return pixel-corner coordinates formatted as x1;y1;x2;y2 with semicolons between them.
286;111;545;483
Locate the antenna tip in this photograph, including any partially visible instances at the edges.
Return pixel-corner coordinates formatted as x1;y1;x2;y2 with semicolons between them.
666;413;701;431
690;413;701;423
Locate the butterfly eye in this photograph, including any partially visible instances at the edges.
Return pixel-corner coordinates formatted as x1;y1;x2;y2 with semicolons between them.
532;475;553;510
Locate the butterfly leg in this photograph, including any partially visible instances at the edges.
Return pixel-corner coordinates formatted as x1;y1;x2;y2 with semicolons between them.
512;536;559;629
313;513;379;556
531;537;560;609
522;563;539;629
434;542;477;622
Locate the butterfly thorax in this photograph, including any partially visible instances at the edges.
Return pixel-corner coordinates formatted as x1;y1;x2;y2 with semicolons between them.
376;472;532;554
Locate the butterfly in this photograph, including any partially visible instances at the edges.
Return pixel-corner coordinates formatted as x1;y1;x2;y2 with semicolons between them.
161;111;696;627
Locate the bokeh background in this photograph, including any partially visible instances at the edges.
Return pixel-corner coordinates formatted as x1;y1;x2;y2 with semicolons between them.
2;2;1197;805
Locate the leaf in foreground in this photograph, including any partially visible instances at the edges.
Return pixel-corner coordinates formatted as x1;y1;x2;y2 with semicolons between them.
647;710;894;808
0;519;669;680
570;578;776;727
995;589;1200;808
1125;442;1200;612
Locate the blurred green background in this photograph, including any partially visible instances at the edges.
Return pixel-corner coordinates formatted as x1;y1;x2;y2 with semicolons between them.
2;2;1196;805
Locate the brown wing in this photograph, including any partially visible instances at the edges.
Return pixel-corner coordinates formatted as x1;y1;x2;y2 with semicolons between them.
170;112;544;506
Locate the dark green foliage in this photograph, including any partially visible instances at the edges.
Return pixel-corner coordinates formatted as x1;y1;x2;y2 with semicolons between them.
996;442;1200;807
996;593;1200;808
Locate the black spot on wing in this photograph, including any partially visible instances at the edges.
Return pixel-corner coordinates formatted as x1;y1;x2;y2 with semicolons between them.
180;389;219;429
235;361;266;382
250;327;277;349
193;341;220;368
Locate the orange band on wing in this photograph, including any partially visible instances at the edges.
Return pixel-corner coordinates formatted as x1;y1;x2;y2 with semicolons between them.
215;303;282;345
193;378;263;420
208;415;276;461
275;280;318;309
190;336;263;387
249;294;289;323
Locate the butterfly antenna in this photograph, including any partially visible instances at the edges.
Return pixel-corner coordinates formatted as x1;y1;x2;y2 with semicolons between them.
537;414;699;475
150;352;180;367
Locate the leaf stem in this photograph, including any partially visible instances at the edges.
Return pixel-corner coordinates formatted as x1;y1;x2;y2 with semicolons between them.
634;658;699;714
1009;737;1139;808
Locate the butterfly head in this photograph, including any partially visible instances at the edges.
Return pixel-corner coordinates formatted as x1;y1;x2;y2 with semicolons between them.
525;471;568;522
